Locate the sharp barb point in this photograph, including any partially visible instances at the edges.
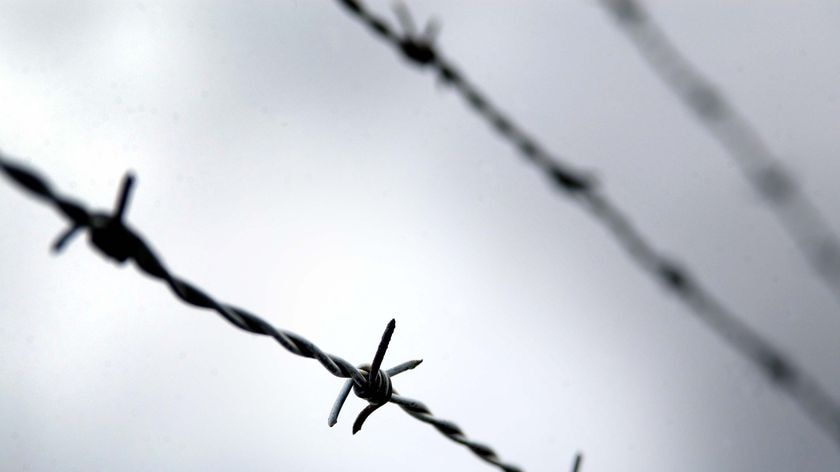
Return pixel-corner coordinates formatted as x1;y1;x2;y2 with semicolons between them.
52;225;81;253
115;172;136;221
369;318;396;384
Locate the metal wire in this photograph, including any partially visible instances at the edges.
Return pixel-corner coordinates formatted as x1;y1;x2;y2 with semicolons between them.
331;0;840;448
2;2;838;466
599;0;840;308
0;153;523;472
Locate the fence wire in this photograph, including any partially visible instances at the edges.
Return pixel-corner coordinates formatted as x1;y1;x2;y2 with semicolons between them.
0;153;528;472
570;453;583;472
331;0;840;447
599;0;840;308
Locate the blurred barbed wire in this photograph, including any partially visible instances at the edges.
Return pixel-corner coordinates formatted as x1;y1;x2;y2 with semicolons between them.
0;153;528;472
331;0;840;447
570;453;583;472
599;0;840;308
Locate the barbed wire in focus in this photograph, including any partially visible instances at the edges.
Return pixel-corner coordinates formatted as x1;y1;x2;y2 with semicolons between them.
0;153;527;472
331;0;840;447
599;0;840;308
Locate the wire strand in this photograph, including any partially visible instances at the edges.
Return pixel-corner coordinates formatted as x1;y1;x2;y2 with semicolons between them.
0;153;524;472
331;0;840;448
599;0;840;309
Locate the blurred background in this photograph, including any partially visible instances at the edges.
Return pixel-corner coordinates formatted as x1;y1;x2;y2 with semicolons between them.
1;1;839;470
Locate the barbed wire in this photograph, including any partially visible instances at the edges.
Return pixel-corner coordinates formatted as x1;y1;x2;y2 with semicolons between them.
331;0;840;447
599;0;840;308
0;153;528;472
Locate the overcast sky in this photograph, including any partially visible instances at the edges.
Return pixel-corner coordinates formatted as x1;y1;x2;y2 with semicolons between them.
1;1;839;471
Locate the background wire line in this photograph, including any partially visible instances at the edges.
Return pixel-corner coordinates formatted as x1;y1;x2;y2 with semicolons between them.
331;0;840;447
570;453;583;472
599;0;840;309
0;153;526;472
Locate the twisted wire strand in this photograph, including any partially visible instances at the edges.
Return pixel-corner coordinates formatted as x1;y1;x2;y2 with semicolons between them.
0;153;523;472
599;0;840;308
389;394;521;472
331;0;840;447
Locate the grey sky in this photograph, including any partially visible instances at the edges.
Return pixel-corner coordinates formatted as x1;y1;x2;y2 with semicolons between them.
1;1;839;471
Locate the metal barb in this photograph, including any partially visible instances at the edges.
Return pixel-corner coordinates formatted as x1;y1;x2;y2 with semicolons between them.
386;358;423;376
51;173;136;256
422;18;440;45
392;2;417;38
369;318;396;385
114;173;135;221
352;401;384;435
328;319;422;434
392;1;438;66
52;224;82;253
328;379;354;427
394;1;440;46
328;356;422;428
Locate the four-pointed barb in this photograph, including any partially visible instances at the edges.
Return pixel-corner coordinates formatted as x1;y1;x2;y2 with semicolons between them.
328;318;422;434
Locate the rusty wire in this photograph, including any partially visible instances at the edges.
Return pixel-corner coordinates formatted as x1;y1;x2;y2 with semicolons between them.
599;0;840;308
331;0;840;447
0;153;525;472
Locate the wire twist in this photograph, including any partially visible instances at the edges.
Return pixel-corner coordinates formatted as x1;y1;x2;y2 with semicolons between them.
0;153;526;471
332;0;840;448
599;0;840;308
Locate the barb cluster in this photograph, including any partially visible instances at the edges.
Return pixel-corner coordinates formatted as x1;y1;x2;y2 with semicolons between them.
600;0;840;307
328;319;419;434
332;0;840;447
0;153;523;472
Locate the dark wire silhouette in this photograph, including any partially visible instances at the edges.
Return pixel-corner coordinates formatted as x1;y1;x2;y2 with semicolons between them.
570;453;583;472
0;153;525;472
331;0;840;447
599;0;840;308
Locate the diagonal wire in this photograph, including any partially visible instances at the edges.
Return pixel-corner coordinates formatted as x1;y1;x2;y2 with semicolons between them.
570;452;583;472
331;0;840;447
599;0;840;308
0;153;524;472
